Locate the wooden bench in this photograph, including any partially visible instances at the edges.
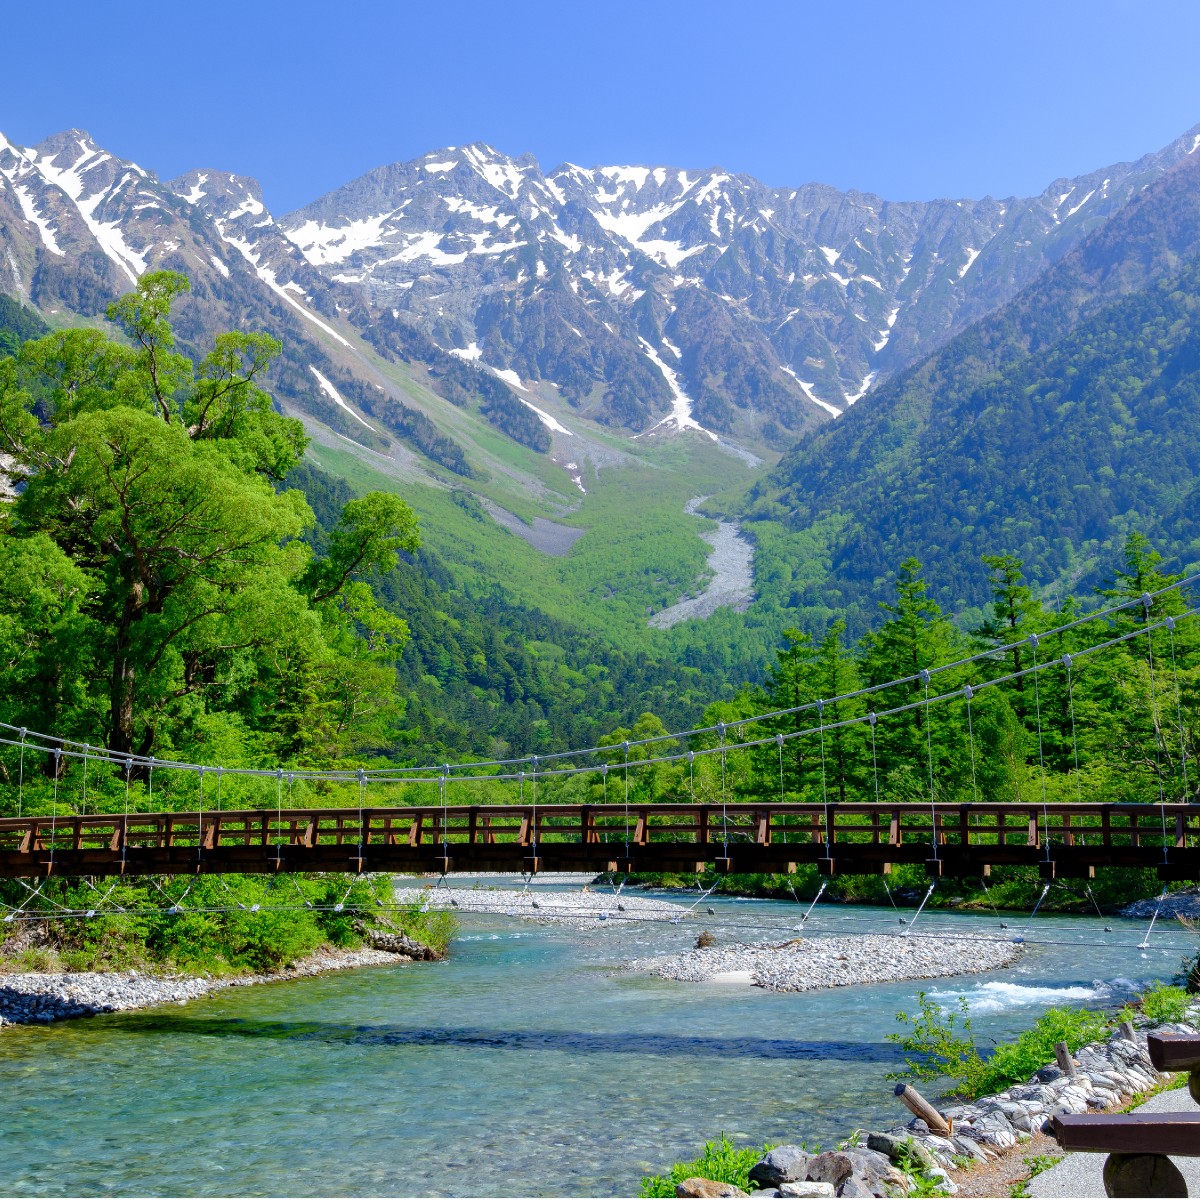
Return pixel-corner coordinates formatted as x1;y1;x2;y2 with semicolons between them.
1050;1033;1200;1197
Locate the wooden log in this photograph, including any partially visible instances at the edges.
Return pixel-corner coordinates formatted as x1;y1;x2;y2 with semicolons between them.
1055;1041;1078;1077
893;1083;951;1136
1102;1153;1187;1198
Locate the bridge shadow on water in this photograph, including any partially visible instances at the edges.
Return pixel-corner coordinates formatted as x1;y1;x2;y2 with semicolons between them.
111;1014;903;1063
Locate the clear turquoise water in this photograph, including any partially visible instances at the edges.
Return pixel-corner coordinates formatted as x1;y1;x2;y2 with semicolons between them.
0;889;1188;1197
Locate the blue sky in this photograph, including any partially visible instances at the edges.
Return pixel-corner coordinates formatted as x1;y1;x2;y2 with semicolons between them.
4;0;1199;214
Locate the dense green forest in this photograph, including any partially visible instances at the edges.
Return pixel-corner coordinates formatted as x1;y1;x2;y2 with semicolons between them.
741;150;1200;633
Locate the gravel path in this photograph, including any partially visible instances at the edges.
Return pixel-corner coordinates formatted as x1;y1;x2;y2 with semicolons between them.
631;933;1023;992
1027;1083;1200;1197
0;945;407;1028
394;885;691;928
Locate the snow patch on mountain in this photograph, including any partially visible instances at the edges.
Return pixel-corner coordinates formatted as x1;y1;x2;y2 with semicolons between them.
782;367;842;418
636;338;718;440
309;366;376;431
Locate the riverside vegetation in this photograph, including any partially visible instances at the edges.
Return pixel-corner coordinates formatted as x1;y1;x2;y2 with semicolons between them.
640;981;1200;1198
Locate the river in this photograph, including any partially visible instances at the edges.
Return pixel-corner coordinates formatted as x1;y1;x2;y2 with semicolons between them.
650;497;755;629
0;888;1186;1197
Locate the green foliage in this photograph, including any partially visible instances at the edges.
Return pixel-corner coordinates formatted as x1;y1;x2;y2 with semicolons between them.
0;294;49;358
0;874;455;975
887;992;989;1097
1131;981;1192;1024
889;992;1110;1100
0;273;422;772
638;1135;774;1198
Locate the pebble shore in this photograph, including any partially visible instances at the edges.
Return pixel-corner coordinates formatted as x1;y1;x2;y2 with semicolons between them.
0;945;405;1028
631;933;1023;992
394;885;691;927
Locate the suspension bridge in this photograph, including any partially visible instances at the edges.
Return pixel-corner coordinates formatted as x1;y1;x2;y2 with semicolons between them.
0;580;1196;885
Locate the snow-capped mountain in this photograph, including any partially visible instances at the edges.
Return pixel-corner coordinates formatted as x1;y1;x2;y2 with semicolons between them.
271;130;1200;439
3;124;1200;455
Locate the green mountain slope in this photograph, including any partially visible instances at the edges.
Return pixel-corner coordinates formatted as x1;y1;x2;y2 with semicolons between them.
742;151;1200;625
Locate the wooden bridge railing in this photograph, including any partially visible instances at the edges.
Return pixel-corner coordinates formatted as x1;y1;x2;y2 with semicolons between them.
0;801;1196;878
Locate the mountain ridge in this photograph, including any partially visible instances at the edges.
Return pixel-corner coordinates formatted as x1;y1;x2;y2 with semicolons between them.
6;122;1199;459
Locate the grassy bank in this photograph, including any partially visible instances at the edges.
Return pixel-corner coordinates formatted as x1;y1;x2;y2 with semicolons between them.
0;874;456;976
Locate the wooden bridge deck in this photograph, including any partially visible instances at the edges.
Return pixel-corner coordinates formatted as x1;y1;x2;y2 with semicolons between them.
0;801;1197;879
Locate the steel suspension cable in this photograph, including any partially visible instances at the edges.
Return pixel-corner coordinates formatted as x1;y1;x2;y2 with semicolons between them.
921;671;937;861
1028;634;1051;861
1166;617;1191;800
964;685;979;804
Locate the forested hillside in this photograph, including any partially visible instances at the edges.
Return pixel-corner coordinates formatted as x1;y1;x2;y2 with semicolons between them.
742;151;1200;628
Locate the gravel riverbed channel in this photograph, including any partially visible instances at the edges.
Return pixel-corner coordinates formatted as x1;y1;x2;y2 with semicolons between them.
393;884;692;927
632;933;1024;991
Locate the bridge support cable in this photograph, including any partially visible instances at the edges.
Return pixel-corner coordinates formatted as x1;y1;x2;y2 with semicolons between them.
920;671;938;865
868;713;880;803
1019;882;1051;940
799;879;826;924
1166;617;1191;801
900;881;937;936
273;769;285;866
964;686;980;805
718;724;729;863
197;766;206;869
530;755;538;870
357;768;367;874
49;748;61;872
80;744;90;817
1063;655;1084;807
623;742;631;866
1027;634;1052;864
0;597;1196;792
1140;597;1170;859
1138;886;1169;951
15;728;25;818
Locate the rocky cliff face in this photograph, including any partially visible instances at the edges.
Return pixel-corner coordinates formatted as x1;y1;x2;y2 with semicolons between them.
3;124;1200;455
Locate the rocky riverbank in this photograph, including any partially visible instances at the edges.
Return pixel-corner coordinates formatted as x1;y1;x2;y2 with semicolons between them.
1121;885;1200;918
394;884;691;927
631;933;1023;992
668;1000;1200;1198
0;942;422;1028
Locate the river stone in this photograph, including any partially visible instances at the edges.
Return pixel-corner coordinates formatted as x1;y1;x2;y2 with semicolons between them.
835;1180;873;1199
675;1179;748;1198
778;1185;834;1198
803;1153;855;1189
749;1148;811;1188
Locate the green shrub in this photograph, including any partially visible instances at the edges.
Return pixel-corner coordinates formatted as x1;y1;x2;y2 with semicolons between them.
978;1008;1109;1095
1137;981;1192;1024
888;993;1109;1099
639;1135;774;1198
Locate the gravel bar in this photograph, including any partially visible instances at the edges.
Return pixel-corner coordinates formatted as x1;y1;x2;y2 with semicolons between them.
394;885;691;927
0;946;406;1028
631;933;1024;991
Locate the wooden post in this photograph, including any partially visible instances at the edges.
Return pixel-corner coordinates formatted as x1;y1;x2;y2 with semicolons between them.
1055;1041;1077;1077
893;1083;951;1136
